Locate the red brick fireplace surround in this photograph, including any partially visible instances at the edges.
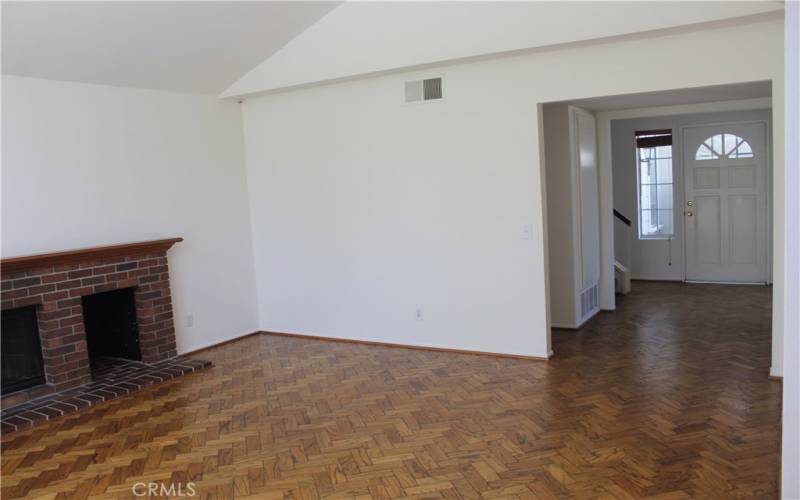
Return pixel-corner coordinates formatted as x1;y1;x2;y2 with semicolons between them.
1;238;183;407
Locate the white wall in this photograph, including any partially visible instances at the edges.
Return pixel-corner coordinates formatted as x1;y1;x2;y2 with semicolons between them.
611;108;772;281
1;75;259;353
223;2;782;97
782;1;799;497
241;17;784;359
243;75;550;357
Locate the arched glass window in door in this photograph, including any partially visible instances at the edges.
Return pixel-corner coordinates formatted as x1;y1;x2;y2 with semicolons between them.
695;133;753;160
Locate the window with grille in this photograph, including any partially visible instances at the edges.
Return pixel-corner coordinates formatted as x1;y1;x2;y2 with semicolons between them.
635;129;674;239
695;133;753;160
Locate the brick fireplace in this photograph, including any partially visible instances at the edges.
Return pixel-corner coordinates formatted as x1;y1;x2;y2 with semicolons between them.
1;238;183;407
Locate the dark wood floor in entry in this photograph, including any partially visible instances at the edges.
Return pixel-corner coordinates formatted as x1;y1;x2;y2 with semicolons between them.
0;282;780;498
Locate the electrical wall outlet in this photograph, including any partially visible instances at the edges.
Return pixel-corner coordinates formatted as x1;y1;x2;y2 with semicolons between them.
521;224;533;240
186;314;194;327
416;308;424;321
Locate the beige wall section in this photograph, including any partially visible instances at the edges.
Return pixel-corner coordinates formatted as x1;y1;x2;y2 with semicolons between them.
1;76;260;354
241;17;784;360
543;104;577;328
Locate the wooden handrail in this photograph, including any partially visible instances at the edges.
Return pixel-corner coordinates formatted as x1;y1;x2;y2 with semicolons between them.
613;209;632;227
1;238;183;273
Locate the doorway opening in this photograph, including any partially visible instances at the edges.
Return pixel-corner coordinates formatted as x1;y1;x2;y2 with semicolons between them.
540;81;775;356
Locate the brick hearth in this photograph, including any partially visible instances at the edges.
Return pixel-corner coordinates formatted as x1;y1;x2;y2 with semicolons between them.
0;356;210;433
1;239;185;408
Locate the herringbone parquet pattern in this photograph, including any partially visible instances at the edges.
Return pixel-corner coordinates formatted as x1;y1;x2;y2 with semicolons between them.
0;282;781;498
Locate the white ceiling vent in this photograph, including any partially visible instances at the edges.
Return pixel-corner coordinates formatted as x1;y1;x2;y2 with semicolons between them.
404;77;443;103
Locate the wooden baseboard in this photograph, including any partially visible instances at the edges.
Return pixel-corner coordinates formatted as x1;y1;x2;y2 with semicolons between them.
768;374;783;381
261;330;551;361
180;331;261;357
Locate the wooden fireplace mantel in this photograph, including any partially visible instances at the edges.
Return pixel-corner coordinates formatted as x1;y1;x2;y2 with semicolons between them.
1;238;183;273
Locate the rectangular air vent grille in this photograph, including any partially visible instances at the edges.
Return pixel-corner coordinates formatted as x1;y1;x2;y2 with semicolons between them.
405;77;443;103
423;78;442;100
580;284;598;318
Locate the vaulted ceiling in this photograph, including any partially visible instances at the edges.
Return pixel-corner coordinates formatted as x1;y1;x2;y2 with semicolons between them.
221;1;783;99
2;1;783;98
1;1;340;95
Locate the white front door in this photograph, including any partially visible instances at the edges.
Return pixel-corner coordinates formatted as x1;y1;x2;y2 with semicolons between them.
683;122;768;283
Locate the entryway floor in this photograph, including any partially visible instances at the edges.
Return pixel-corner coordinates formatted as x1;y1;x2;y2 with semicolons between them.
0;282;780;498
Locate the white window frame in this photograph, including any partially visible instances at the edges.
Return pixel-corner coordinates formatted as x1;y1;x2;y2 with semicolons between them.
635;137;674;240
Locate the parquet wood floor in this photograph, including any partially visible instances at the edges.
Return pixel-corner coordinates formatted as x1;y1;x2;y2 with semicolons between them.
1;282;781;499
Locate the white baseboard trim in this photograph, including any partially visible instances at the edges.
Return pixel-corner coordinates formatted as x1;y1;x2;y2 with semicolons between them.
551;308;602;330
551;322;579;330
685;280;768;285
178;329;260;356
631;277;684;282
262;330;551;361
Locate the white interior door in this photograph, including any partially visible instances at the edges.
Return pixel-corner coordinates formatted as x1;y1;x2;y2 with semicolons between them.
683;122;768;283
574;108;600;290
570;106;600;323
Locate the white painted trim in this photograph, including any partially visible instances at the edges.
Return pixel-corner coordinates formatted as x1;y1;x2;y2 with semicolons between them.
597;106;616;311
537;103;554;357
781;2;799;496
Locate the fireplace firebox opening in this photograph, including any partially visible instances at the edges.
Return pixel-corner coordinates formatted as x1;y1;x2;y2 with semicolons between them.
82;288;141;370
1;305;46;395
